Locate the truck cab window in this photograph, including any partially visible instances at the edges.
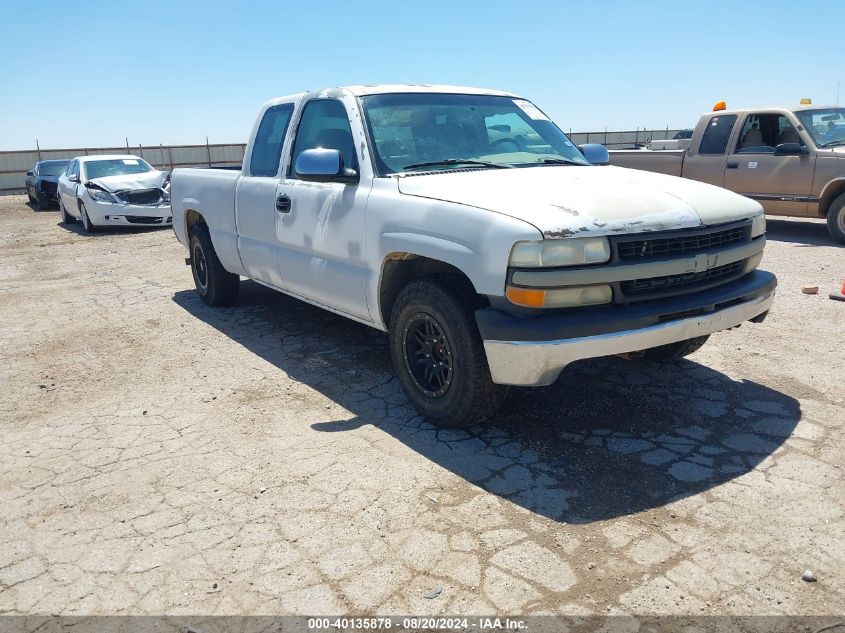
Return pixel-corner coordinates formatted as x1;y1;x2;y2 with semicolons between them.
698;114;737;155
250;104;294;177
736;113;802;154
291;100;357;175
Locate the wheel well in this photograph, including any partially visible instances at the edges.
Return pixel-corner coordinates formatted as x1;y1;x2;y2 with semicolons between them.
184;209;206;235
378;253;485;327
819;180;845;217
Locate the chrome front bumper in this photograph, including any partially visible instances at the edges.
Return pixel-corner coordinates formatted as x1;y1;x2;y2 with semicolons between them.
483;289;775;386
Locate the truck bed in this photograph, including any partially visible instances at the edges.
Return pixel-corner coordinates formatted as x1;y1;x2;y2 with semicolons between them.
170;167;245;276
608;149;686;177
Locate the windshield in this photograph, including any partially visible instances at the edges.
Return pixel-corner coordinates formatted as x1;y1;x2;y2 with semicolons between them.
795;108;845;148
83;158;153;180
360;93;590;175
39;161;70;176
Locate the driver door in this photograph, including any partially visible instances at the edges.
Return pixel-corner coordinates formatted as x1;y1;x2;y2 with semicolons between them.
275;98;371;321
58;160;78;211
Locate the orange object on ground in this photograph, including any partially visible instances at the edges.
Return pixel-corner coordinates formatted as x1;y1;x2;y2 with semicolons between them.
830;279;845;302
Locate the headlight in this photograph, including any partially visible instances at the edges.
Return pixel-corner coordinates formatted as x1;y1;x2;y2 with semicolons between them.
506;284;613;308
87;188;117;203
751;214;766;238
509;237;611;268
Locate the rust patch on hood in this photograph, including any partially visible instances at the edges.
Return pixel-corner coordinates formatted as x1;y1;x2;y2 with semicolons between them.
549;204;580;216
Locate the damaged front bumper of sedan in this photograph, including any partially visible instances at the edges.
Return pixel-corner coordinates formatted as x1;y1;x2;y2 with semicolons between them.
85;182;172;226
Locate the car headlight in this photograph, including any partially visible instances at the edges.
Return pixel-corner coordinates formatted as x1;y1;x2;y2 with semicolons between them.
751;214;766;238
509;237;611;268
506;284;613;308
87;188;117;203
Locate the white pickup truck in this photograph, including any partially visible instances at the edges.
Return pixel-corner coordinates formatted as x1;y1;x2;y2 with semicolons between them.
171;84;776;427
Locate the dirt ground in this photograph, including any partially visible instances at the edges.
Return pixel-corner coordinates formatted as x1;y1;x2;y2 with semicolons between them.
0;194;843;617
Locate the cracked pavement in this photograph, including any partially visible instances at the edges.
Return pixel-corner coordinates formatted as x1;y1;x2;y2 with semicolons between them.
0;195;843;617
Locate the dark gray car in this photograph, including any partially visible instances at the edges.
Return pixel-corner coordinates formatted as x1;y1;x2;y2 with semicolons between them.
25;160;71;210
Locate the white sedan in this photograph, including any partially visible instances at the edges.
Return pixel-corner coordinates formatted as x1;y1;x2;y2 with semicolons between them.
56;155;172;233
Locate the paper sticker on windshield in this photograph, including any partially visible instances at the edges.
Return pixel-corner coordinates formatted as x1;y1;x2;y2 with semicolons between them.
122;159;140;165
513;100;550;121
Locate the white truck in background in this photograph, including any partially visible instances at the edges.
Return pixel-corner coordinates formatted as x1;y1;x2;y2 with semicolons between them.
170;84;775;427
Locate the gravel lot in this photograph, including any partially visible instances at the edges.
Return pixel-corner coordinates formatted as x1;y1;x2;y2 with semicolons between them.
0;194;843;617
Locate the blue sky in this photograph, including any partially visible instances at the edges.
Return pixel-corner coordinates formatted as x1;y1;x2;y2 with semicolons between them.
1;0;841;150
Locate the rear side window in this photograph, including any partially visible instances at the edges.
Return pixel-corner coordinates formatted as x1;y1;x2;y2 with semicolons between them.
698;114;737;155
250;104;294;176
290;99;357;176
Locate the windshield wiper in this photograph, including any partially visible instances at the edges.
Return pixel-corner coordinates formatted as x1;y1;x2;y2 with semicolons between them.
403;158;513;171
819;139;845;148
537;157;585;166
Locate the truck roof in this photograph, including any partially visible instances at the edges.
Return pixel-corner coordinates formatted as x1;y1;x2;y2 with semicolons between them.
709;104;840;116
262;84;518;108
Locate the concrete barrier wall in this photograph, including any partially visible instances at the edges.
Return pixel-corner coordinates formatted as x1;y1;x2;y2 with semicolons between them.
1;130;685;192
0;143;246;193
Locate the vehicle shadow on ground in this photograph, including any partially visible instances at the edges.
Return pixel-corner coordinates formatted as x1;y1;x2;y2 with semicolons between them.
57;221;169;237
26;200;58;212
173;281;801;523
766;218;837;247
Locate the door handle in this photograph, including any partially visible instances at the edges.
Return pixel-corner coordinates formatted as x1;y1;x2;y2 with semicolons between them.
726;162;739;169
275;194;291;213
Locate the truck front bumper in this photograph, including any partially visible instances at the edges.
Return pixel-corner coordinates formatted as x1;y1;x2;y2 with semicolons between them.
478;270;776;386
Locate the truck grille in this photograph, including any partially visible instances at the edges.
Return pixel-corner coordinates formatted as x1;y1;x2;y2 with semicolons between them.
621;260;746;296
125;216;163;224
615;223;750;260
118;188;164;205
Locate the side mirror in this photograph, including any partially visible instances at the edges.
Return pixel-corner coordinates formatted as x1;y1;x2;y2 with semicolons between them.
579;143;610;166
294;148;358;184
26;170;33;177
773;143;808;156
68;174;80;183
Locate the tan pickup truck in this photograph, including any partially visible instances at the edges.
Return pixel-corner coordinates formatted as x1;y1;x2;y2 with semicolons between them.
610;104;845;243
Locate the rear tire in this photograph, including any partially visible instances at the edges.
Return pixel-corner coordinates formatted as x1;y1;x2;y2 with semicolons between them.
389;276;507;427
189;225;240;306
59;198;76;224
826;193;845;244
80;202;98;233
639;335;710;362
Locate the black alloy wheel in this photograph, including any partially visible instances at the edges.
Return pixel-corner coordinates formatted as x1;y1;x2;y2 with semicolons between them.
402;312;453;397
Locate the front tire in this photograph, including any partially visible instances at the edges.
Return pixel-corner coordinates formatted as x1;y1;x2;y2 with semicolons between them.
189;225;240;306
80;202;98;233
826;193;845;244
639;335;710;362
389;276;507;427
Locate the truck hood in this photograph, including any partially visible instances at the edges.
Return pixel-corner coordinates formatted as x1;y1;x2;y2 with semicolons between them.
396;165;762;237
86;171;166;192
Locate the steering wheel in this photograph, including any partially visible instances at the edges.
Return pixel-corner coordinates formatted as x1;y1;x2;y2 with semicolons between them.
490;137;524;152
